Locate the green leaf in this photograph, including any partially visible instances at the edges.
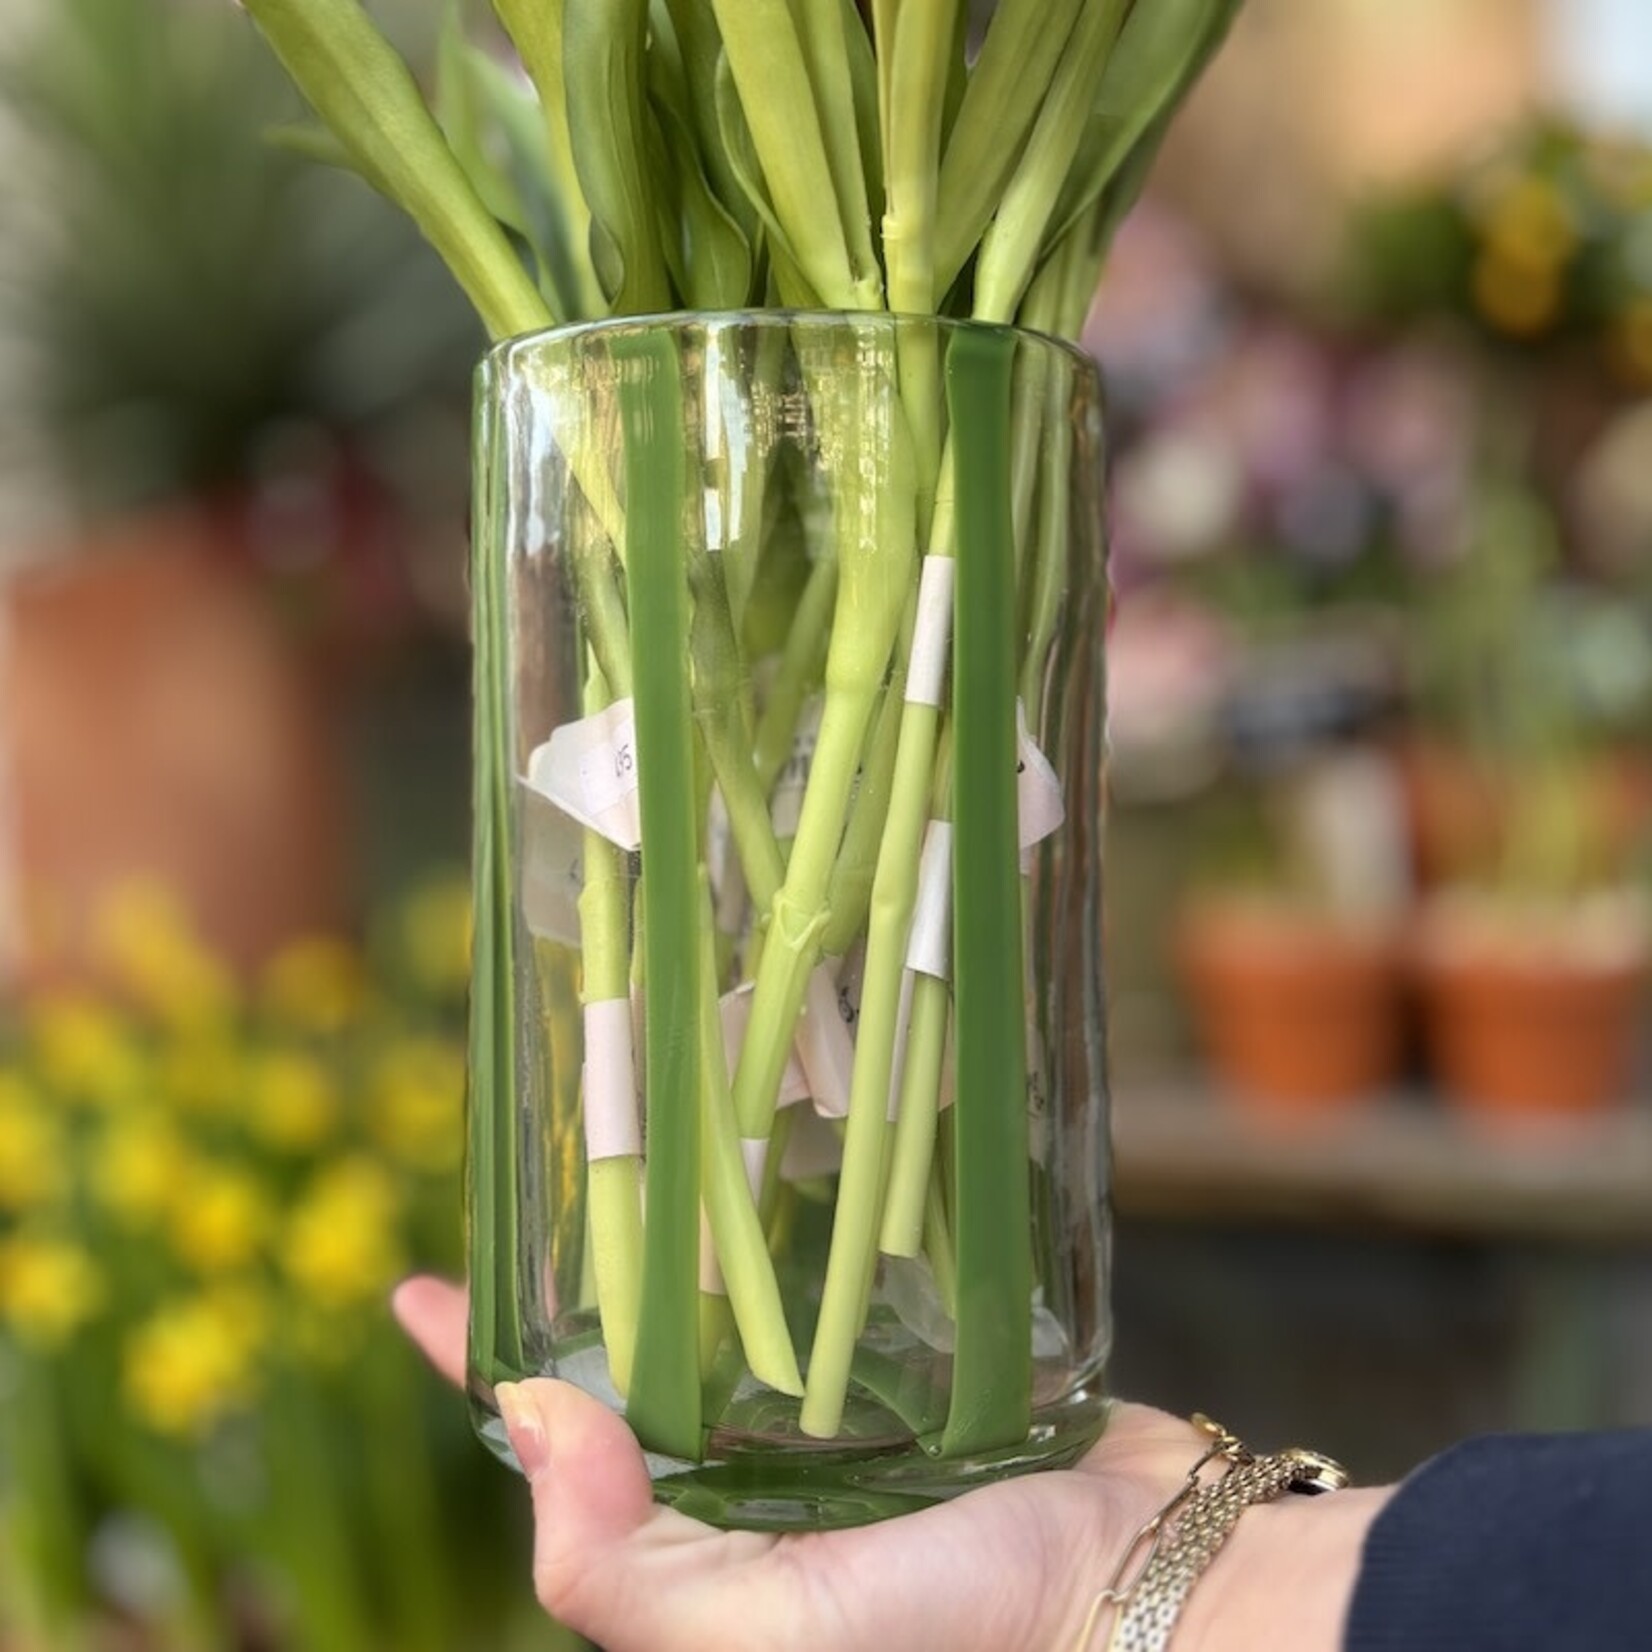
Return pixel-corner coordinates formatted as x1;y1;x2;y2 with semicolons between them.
614;329;704;1462
648;92;754;309
435;6;532;243
1046;0;1240;250
972;0;1131;323
708;0;872;308
932;0;1086;299
242;0;550;340
790;0;882;298
942;327;1031;1458
490;0;606;319
662;0;758;240
565;0;673;313
713;52;820;307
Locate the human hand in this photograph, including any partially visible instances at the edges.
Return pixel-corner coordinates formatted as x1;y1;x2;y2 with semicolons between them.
394;1276;1384;1652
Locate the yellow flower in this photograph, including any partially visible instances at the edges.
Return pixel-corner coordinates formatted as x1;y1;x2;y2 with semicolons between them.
1612;299;1652;387
397;876;472;999
248;1049;338;1153
1472;249;1562;338
159;1037;243;1117
0;1234;103;1350
93;880;237;1032
168;1162;270;1274
282;1158;404;1310
91;1117;190;1227
368;1038;465;1175
27;994;145;1108
1481;176;1576;269
260;937;367;1036
124;1295;258;1436
0;1076;66;1212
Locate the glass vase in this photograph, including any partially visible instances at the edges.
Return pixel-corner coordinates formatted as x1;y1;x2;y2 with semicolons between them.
467;312;1110;1530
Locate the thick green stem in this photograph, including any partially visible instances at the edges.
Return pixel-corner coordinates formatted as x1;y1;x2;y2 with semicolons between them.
880;971;951;1257
942;330;1031;1457
577;663;645;1398
615;332;703;1462
695;893;805;1395
753;550;838;793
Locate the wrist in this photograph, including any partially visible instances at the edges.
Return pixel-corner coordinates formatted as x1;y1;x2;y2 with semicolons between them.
1178;1478;1393;1652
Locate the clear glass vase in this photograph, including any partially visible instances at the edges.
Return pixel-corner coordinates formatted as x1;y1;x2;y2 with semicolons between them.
467;312;1110;1530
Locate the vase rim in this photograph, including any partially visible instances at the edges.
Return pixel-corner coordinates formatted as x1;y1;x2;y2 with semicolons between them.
481;307;1099;384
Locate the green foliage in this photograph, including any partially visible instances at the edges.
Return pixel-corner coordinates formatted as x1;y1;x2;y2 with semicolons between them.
1;0;476;513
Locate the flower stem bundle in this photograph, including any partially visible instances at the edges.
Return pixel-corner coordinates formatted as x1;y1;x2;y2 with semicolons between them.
242;0;1240;1465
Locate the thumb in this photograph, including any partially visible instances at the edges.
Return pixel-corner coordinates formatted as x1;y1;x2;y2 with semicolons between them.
495;1379;782;1651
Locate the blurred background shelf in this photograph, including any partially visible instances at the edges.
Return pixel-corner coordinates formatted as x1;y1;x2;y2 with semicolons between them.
1113;1083;1652;1243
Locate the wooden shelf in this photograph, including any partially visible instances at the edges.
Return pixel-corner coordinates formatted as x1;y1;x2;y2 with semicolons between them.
1110;1083;1652;1245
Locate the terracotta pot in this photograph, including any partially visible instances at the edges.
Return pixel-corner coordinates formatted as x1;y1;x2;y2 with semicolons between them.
1400;740;1652;894
1;510;352;986
1176;901;1407;1120
1415;893;1650;1120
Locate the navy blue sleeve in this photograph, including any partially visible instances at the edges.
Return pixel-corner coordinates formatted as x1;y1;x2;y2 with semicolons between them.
1346;1431;1652;1652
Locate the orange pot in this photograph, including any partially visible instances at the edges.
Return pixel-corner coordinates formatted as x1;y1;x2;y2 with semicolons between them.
1176;902;1406;1121
1415;896;1650;1120
1;510;352;986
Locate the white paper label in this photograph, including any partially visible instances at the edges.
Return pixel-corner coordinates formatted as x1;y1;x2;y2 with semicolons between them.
905;821;954;980
797;962;856;1118
719;985;809;1106
770;695;824;837
520;792;585;947
1017;701;1065;856
582;998;641;1160
905;556;955;707
525;699;641;851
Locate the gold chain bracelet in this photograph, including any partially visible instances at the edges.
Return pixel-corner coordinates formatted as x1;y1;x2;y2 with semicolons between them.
1072;1416;1350;1652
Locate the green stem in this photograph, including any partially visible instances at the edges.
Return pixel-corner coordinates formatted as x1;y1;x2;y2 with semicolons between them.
942;329;1031;1457
615;331;703;1462
577;661;645;1397
696;890;805;1395
753;550;838;793
880;972;951;1257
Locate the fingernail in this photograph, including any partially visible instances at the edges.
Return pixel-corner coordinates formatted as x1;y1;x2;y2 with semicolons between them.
496;1382;551;1480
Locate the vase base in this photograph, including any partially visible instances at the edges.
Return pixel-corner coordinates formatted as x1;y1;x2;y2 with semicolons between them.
472;1384;1111;1531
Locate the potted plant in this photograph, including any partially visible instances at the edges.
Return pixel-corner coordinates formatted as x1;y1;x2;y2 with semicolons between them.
1410;467;1651;1121
1175;719;1411;1121
0;0;475;983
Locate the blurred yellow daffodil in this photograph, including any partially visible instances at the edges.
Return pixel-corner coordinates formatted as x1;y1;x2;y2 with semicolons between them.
368;1038;465;1175
1481;176;1576;270
1472;248;1562;338
0;1074;66;1212
92;1117;192;1227
0;1233;103;1350
159;1036;245;1117
396;876;472;1000
281;1158;404;1310
260;937;367;1036
124;1294;260;1436
93;880;238;1032
28;993;146;1108
248;1048;339;1153
168;1161;271;1274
